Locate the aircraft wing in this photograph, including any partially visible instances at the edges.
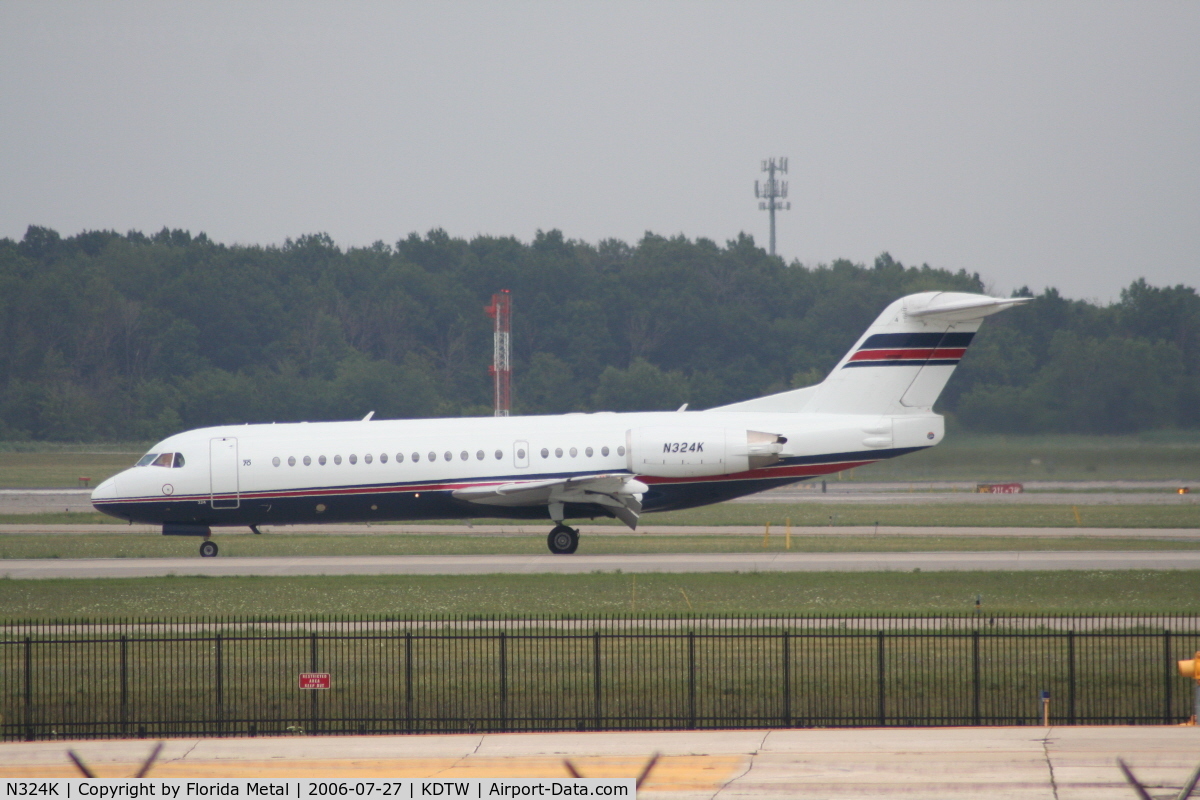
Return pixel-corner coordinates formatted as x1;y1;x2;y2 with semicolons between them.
452;474;649;530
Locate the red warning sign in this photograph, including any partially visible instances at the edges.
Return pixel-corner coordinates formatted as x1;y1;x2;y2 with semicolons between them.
298;672;330;689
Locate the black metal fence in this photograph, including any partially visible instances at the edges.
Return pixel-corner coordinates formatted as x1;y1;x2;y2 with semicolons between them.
3;615;1198;740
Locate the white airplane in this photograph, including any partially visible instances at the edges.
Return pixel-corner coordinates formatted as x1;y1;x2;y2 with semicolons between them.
91;291;1025;557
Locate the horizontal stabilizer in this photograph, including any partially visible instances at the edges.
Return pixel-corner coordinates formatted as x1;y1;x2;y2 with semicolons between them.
905;295;1030;321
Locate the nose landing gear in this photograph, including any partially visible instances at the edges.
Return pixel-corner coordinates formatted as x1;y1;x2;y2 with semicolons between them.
547;525;579;555
199;540;218;558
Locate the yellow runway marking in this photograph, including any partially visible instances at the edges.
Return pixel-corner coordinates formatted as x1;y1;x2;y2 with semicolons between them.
0;755;746;791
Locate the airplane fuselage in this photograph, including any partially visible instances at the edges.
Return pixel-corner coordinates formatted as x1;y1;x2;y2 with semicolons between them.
91;409;940;528
91;290;1022;555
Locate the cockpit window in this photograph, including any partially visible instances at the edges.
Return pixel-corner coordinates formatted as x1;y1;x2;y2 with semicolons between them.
138;452;185;468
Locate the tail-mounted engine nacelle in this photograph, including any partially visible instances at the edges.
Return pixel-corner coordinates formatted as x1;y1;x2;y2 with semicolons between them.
626;427;787;478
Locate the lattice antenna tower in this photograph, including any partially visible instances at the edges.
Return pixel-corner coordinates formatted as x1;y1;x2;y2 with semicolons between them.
755;157;791;257
485;290;512;416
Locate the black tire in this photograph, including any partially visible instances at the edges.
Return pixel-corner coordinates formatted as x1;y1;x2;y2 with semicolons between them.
547;525;578;555
199;540;218;558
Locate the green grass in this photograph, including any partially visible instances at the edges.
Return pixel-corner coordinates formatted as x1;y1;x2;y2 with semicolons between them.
2;571;1199;618
1;532;1197;560
854;432;1200;481
648;503;1199;528
0;452;138;488
0;513;118;524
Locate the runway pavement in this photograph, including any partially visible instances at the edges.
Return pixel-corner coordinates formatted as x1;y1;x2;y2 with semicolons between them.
737;481;1199;505
4;549;1200;578
2;522;1199;538
0;727;1197;798
2;482;1196;516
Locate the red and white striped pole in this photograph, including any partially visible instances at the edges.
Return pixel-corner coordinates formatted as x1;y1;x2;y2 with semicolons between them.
485;290;512;416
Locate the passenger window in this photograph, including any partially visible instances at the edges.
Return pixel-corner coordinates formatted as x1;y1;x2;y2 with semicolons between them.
379;453;387;463
585;447;593;457
319;455;327;466
540;448;549;459
288;456;296;467
350;454;358;465
444;451;452;461
272;457;281;467
173;453;186;468
476;450;484;460
460;451;468;461
412;453;420;462
601;446;610;457
495;450;503;459
617;446;626;456
334;455;342;465
136;453;158;467
555;448;563;458
429;452;437;462
569;447;577;457
303;456;312;466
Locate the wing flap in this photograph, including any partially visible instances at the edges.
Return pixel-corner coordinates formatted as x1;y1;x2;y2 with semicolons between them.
452;474;648;529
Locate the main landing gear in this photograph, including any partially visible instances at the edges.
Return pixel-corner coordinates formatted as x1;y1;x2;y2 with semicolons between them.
547;524;579;555
199;540;218;558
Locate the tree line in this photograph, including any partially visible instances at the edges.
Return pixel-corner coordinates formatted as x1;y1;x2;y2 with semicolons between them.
0;225;1196;441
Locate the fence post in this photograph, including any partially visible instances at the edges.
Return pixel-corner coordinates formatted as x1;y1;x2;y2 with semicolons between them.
972;630;981;725
1067;630;1076;725
214;633;223;735
24;636;33;741
876;630;885;727
498;631;507;732
310;632;319;734
592;631;602;731
782;630;792;728
1164;629;1172;725
120;635;129;737
404;631;413;733
687;630;696;730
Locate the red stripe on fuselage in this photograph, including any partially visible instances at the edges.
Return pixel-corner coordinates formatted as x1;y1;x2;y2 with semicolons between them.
638;459;877;485
848;347;966;362
95;459;880;506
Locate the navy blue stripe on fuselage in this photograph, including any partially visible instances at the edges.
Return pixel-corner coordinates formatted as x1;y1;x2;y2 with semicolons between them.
93;447;929;526
859;332;975;349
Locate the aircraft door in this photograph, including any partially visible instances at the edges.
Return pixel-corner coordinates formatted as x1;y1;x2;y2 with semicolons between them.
513;440;529;469
210;437;240;509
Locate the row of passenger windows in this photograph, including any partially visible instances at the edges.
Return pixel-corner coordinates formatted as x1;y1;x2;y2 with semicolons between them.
270;445;626;467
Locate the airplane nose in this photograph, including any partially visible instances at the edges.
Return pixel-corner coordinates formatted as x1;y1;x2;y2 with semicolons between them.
91;476;118;502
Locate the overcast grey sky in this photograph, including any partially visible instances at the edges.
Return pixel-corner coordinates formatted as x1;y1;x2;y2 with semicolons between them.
1;1;1197;301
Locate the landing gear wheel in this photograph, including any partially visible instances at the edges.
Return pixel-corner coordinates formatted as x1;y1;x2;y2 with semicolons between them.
547;525;579;555
199;540;218;558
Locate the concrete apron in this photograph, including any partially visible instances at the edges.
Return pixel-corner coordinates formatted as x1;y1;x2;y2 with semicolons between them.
0;726;1198;799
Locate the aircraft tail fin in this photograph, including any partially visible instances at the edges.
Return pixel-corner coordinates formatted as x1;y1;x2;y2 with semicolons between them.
716;292;1026;416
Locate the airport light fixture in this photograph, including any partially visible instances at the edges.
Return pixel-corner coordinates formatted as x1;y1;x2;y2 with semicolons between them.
1179;651;1200;725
